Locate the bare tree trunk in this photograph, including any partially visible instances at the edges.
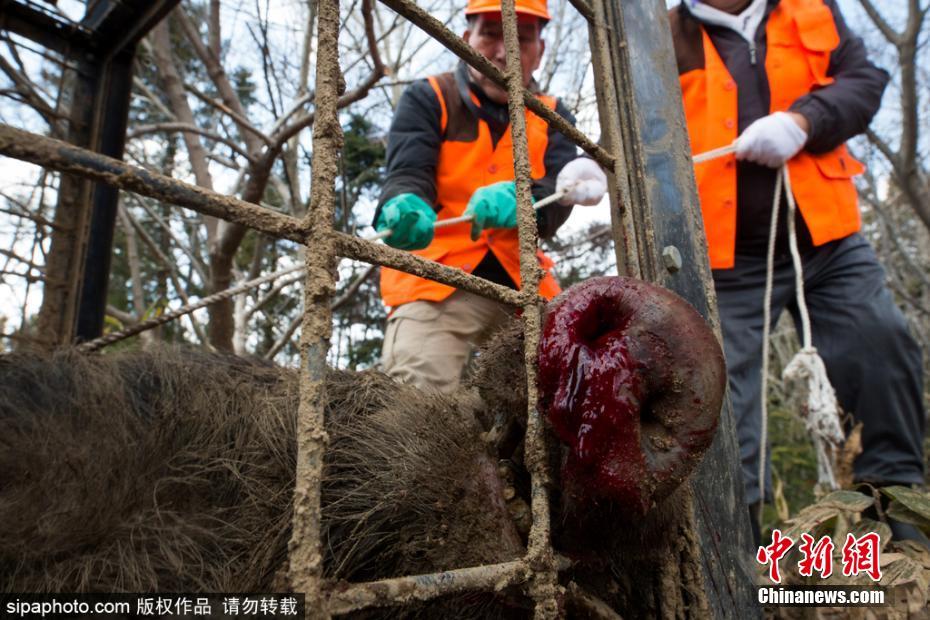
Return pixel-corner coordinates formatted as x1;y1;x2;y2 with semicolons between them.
117;206;155;345
283;0;317;217
173;7;267;351
209;0;222;59
150;22;218;236
35;70;96;347
858;0;930;233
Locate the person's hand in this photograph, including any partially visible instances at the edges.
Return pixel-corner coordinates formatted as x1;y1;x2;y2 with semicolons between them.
465;181;518;241
735;111;808;168
556;157;608;206
375;193;437;250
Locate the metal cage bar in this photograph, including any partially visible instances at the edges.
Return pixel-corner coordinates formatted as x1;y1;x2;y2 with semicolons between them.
0;125;527;307
327;560;528;615
499;0;559;617
585;0;641;278
287;0;343;611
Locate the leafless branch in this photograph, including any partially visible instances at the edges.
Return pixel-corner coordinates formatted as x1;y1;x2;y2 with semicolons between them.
263;313;301;359
331;263;377;311
106;305;136;325
151;21;217;200
856;0;902;45
0;53;66;134
246;272;303;319
0;269;43;283
174;7;264;156
132;75;175;120
0;247;43;273
117;205;149;323
127;122;258;164
121;204;210;345
184;83;274;146
272;0;386;147
130;196;210;284
0;191;61;230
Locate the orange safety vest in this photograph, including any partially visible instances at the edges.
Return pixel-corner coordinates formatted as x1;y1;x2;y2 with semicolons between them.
379;73;562;308
679;0;864;269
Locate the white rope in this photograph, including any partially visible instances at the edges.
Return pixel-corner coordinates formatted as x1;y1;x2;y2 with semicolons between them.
79;264;305;352
758;167;781;512
692;143;845;507
692;142;737;164
779;166;845;492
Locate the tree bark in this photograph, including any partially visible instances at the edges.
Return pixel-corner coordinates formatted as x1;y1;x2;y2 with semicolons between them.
859;0;930;235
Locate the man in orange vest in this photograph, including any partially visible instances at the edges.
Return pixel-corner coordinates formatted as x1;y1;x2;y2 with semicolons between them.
671;0;926;545
375;0;607;393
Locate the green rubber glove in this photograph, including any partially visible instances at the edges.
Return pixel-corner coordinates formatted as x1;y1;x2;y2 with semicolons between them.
375;193;437;250
465;181;518;241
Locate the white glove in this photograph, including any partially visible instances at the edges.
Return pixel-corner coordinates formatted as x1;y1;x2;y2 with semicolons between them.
735;111;808;168
556;157;608;206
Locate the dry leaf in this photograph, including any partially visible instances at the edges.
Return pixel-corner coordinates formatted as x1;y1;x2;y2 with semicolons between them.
835;422;863;489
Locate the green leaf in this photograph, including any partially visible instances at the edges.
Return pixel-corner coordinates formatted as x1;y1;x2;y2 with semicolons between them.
783;490;874;540
880;486;930;525
886;501;930;534
104;315;124;331
850;518;892;551
815;490;875;513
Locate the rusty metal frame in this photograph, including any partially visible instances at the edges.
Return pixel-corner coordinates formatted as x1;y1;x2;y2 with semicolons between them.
0;0;753;616
1;0;181;344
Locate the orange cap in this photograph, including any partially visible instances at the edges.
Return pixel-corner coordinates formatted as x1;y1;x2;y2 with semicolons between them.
465;0;550;20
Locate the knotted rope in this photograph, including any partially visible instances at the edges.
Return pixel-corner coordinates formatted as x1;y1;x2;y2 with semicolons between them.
692;143;844;510
770;165;844;494
79;265;305;352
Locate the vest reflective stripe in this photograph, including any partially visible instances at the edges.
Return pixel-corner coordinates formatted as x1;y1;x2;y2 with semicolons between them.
681;0;864;269
380;76;561;308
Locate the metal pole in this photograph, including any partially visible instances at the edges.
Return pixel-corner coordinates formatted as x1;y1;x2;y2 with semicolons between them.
594;0;758;615
287;0;341;615
74;47;135;341
499;1;560;617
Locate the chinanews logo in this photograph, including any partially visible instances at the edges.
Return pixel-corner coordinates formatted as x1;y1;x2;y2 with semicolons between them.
755;529;886;608
757;528;882;583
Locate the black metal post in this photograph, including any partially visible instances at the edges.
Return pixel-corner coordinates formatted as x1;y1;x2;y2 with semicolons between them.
73;47;135;341
600;0;759;616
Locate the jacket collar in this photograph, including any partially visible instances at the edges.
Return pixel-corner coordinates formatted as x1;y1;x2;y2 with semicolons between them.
682;0;780;38
454;60;540;131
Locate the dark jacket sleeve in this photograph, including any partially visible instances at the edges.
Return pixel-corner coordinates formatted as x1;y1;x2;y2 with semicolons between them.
533;98;578;239
789;0;889;154
373;80;443;226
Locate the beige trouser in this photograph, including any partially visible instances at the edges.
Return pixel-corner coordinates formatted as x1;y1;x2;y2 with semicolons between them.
381;289;512;394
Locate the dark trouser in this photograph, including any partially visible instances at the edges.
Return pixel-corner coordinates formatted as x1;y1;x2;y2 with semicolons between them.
713;233;926;506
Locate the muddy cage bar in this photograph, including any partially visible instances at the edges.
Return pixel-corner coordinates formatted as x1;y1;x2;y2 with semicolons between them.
0;0;758;616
